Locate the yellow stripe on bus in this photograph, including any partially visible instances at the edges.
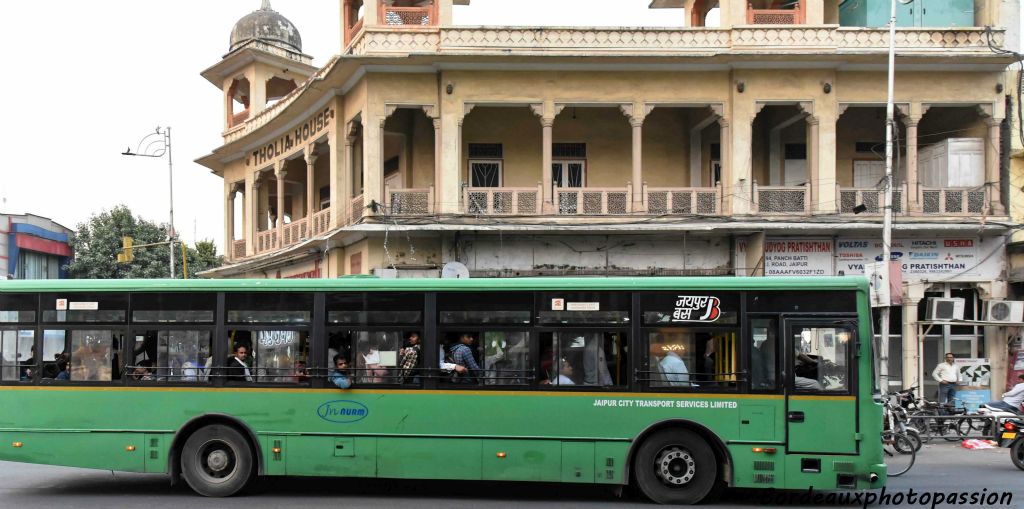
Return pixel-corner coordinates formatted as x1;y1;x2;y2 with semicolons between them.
789;395;856;402
0;386;786;399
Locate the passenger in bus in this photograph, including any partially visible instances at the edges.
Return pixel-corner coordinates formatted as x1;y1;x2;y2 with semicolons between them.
548;358;576;386
752;327;777;389
449;333;481;383
399;332;421;384
649;339;691;387
582;335;613;386
291;360;310;383
329;354;353;390
72;335;111;382
55;359;70;381
356;336;388;384
225;345;253;383
131;360;156;381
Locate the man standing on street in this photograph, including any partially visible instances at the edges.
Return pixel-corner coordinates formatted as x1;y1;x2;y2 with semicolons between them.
932;352;960;404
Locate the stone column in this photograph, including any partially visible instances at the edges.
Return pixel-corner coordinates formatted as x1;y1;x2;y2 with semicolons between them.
363;116;384;217
433;116;442;212
343;130;356;224
719;117;732;215
275;161;287;245
249;173;261;256
225;184;236;261
630;115;645;210
806;116;820;213
305;146;318;222
438;106;463;215
986;117;1006;215
541;117;554;213
903;117;920;212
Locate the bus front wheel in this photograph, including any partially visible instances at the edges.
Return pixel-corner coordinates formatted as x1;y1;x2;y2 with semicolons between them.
181;424;255;497
634;429;718;505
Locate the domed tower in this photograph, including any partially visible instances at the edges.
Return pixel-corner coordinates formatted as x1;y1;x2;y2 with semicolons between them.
202;1;319;131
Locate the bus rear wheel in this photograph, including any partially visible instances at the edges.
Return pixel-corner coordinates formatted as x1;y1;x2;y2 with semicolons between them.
634;429;718;505
181;424;255;497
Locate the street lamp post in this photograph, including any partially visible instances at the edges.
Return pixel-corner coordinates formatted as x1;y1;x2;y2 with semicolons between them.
123;127;176;279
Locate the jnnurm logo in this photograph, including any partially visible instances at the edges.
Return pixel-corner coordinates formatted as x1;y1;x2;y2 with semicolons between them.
317;400;369;423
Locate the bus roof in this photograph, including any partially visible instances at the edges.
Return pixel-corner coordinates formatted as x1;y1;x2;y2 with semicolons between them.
0;276;870;293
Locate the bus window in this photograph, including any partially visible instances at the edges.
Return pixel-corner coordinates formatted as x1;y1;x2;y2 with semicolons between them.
539;332;626;387
225;330;309;384
131;331;212;383
42;330;119;382
442;332;483;385
438;293;532;325
226;293;312;323
483;331;529;385
327;293;423;325
538;292;630;325
131;293;215;323
749;319;778;390
326;330;419;385
791;325;851;393
646;330;738;390
0;294;36;324
1;329;35;382
41;293;127;324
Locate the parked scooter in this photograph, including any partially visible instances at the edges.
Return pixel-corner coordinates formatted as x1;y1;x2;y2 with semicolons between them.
997;418;1024;471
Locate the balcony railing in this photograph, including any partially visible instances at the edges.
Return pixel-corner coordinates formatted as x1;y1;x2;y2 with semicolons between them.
643;185;721;215
838;184;906;215
465;185;543;215
282;218;309;246
920;187;987;216
747;2;803;25
256;230;277;254
311;208;331;236
557;186;633;215
232;240;246;259
381;6;432;25
351;194;365;224
385;187;435;216
753;183;809;215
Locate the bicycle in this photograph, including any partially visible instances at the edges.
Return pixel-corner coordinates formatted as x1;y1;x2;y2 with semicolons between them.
881;430;916;476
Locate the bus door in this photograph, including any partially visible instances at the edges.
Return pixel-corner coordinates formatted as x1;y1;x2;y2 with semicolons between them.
783;319;858;455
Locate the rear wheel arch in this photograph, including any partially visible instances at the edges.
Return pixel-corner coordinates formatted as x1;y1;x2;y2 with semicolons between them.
168;414;263;485
626;419;733;488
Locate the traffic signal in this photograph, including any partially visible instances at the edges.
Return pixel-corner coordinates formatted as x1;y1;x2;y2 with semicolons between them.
117;236;135;264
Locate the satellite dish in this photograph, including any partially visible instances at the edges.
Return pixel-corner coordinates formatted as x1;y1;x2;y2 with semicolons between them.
441;262;471;279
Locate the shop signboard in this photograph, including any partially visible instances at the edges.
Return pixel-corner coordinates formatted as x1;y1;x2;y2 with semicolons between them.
836;238;986;281
763;239;833;276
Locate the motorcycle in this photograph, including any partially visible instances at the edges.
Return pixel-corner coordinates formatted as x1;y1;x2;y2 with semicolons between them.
997;418;1024;471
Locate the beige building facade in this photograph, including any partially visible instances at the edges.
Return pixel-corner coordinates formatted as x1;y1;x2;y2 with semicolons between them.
197;0;1020;396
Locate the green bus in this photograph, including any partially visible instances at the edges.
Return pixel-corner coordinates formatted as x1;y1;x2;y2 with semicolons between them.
0;277;884;504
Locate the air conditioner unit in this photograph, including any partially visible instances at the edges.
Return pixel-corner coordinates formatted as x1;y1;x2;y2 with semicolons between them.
925;297;965;321
982;300;1024;323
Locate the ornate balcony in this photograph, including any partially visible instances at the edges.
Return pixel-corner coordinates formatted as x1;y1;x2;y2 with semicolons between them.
838;185;906;215
557;186;633;215
385;187;435;216
753;183;809;215
920;187;987;216
747;2;803;25
466;186;542;215
643;185;721;215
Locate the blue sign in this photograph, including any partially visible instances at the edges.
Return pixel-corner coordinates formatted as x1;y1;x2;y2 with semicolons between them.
317;400;369;423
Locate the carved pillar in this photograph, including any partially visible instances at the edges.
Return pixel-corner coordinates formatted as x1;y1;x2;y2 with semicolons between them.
225;184;236;261
275;161;287;244
621;103;647;211
903;117;920;212
433;116;442;212
541;117;554;213
719;117;732;215
986;117;1006;214
249;173;262;255
901;297;921;391
806;116;819;214
305;146;318;221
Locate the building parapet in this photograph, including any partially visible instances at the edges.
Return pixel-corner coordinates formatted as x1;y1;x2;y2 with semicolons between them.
349;25;1005;56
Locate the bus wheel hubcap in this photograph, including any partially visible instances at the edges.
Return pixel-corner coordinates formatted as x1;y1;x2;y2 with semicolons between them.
655;447;695;485
207;450;230;472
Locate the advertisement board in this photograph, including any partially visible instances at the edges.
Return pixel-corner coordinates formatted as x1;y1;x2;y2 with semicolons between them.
836;238;989;280
764;239;833;276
